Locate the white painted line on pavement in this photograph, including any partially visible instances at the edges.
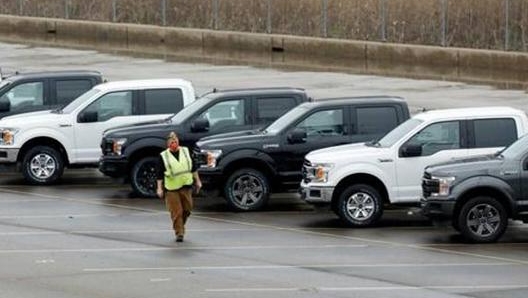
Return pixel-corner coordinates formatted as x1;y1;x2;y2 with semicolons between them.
83;262;512;273
0;244;367;254
206;284;528;292
0;198;56;203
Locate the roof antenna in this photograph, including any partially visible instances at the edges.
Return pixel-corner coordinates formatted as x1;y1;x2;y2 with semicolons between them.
213;87;218;93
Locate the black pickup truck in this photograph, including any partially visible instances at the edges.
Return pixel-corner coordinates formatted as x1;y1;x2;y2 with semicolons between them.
0;70;103;119
197;96;410;211
99;87;310;197
422;135;528;243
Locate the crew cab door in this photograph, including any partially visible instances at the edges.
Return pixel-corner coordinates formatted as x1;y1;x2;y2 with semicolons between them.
251;95;300;129
276;107;350;185
49;78;95;109
73;90;140;163
138;88;186;122
0;79;49;118
185;97;252;145
394;120;468;203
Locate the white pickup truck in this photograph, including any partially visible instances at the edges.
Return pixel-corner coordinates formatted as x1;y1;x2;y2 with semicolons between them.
0;79;195;184
301;107;528;227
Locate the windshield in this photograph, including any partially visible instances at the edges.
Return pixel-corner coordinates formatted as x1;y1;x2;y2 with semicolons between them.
265;105;310;134
171;96;213;124
60;88;100;114
499;134;528;159
377;118;423;147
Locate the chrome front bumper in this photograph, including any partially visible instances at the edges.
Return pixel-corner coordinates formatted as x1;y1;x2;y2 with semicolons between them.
0;147;19;163
300;183;335;204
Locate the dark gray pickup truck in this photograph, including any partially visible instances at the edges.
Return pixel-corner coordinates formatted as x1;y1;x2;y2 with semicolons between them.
0;70;103;119
422;135;528;243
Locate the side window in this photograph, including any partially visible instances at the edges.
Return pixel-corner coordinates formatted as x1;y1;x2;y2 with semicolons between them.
256;97;296;126
473;118;517;148
357;106;398;135
55;80;92;106
198;99;246;132
0;82;44;111
144;89;183;115
404;121;460;156
296;109;344;137
81;91;133;122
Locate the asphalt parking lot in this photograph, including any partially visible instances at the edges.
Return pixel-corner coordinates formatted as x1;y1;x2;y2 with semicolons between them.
1;42;528;297
1;170;528;298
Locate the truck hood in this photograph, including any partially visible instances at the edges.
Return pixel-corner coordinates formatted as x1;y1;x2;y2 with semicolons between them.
197;131;273;149
103;122;174;138
1;110;53;120
426;154;503;177
0;110;66;127
306;142;391;164
103;117;172;135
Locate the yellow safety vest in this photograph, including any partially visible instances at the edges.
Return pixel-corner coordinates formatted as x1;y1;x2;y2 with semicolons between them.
161;147;193;191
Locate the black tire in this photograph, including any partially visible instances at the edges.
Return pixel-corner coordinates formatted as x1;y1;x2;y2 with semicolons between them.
224;168;270;211
458;196;508;243
337;184;383;227
21;146;64;185
131;156;158;198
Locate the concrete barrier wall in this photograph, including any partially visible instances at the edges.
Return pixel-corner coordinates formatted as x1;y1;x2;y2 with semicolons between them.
0;15;527;87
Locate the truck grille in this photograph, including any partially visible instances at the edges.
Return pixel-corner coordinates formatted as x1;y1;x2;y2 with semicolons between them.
422;171;439;198
101;138;114;155
302;159;313;183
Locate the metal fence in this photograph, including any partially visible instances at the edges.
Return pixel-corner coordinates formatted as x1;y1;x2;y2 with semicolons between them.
0;0;527;51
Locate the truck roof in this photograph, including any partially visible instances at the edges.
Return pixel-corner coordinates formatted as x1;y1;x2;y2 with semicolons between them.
301;96;406;108
2;70;102;81
203;87;307;98
94;78;194;92
414;106;526;121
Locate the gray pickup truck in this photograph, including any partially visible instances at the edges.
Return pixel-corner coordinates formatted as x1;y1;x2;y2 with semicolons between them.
0;70;103;119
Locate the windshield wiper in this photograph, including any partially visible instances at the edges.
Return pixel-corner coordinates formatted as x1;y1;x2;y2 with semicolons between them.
366;140;380;147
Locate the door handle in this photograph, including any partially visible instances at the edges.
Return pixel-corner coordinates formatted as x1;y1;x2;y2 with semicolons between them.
59;124;72;127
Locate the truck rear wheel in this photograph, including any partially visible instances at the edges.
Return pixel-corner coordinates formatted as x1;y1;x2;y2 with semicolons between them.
22;146;64;185
224;168;270;211
337;184;383;227
131;156;158;198
458;196;508;243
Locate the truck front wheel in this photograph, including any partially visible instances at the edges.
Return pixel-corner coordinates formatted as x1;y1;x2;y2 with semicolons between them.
337;184;383;227
22;146;64;185
457;196;508;243
224;168;270;211
131;156;158;198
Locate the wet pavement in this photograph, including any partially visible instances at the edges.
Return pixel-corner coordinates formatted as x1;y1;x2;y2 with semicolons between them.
1;170;528;298
0;42;528;297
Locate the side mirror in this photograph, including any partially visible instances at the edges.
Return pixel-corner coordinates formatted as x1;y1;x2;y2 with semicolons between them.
191;118;209;133
401;144;422;157
0;100;10;112
78;111;98;123
287;128;307;144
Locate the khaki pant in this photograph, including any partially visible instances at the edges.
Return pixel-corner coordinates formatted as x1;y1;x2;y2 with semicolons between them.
164;188;193;237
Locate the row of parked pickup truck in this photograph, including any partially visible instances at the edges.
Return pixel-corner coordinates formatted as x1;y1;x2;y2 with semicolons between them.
0;70;526;243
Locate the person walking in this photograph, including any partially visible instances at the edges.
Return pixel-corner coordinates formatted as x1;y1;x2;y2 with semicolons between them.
156;132;202;242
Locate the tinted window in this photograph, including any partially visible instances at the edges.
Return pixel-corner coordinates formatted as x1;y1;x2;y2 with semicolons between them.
56;80;92;105
0;81;44;111
357;106;398;135
81;91;133;122
256;97;297;126
145;89;183;115
404;121;460;156
296;109;344;136
197;99;246;132
473;118;517;148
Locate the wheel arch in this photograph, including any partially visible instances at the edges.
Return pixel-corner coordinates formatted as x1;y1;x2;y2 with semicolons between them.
18;137;69;166
454;186;514;219
331;173;389;210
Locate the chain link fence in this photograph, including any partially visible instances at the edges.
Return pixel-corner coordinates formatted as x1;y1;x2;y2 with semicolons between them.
0;0;526;51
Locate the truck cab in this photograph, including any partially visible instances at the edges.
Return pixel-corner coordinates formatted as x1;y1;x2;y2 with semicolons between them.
301;107;528;227
0;70;103;119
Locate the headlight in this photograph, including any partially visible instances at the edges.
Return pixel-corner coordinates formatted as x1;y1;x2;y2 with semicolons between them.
201;149;222;168
0;128;19;145
112;138;127;155
309;163;334;183
432;176;455;196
